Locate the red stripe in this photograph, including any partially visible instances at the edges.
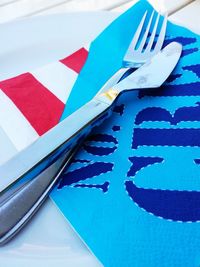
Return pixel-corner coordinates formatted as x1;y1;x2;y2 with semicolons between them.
60;47;88;73
0;73;64;136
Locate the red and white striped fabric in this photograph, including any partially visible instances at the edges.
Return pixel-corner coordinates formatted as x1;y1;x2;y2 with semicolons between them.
0;46;89;165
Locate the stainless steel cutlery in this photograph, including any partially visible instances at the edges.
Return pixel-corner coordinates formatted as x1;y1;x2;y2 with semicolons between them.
0;12;182;244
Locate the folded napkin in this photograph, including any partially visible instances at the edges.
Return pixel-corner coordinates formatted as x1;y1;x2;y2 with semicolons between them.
52;1;200;267
0;46;88;164
1;0;200;266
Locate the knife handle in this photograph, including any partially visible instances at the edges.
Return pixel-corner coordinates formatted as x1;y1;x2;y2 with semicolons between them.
0;97;112;244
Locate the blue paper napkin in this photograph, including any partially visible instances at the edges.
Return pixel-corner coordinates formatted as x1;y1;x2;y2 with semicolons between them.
51;1;200;266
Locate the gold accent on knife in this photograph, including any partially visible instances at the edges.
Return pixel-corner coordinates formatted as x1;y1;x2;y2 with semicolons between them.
100;88;119;101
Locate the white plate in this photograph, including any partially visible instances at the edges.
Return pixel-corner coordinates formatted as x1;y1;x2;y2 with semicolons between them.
0;12;118;267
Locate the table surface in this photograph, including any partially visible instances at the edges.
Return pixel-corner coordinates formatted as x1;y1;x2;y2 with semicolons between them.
0;0;196;23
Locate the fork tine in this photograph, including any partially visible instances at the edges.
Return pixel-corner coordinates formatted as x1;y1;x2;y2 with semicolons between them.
123;10;168;67
137;11;154;52
145;13;160;52
126;11;148;52
153;14;168;52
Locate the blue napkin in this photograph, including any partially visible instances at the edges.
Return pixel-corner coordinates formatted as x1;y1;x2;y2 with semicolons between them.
51;1;200;266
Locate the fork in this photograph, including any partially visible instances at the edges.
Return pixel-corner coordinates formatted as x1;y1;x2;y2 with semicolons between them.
102;10;167;90
0;10;168;244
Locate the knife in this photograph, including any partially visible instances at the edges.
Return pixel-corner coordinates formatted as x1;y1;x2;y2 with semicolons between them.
0;42;182;244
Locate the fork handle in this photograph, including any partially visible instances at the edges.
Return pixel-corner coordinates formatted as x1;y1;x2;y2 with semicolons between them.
0;98;111;191
0;148;77;245
0;98;112;244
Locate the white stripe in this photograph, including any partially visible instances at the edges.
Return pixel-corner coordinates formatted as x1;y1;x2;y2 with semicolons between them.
31;61;78;103
83;43;90;51
0;90;39;151
0;127;18;165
